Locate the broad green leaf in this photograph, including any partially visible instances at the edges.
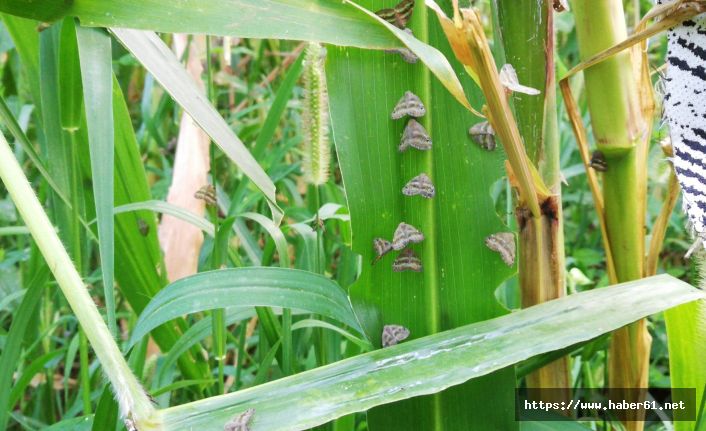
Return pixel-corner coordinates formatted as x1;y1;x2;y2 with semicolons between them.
1;0;400;49
110;28;283;224
128;268;366;347
327;0;513;428
76;25;116;336
665;300;706;431
153;275;704;431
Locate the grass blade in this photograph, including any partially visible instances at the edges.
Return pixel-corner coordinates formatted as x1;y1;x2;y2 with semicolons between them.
128;268;366;347
76;25;116;335
0;263;49;430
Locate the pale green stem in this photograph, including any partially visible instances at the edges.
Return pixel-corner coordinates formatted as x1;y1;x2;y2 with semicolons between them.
0;132;154;423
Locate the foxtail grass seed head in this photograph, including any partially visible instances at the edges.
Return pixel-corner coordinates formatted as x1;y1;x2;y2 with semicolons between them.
382;324;411;347
391;91;426;119
485;232;516;266
392;248;423;272
302;43;331;186
399;119;432;152
468;121;496;151
499;64;540;96
375;0;415;29
392;222;425;250
657;0;706;254
224;408;255;431
402;173;435;198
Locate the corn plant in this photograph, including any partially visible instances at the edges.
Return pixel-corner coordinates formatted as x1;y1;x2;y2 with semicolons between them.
0;1;705;431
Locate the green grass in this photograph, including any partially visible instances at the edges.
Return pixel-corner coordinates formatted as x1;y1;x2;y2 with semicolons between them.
0;1;705;430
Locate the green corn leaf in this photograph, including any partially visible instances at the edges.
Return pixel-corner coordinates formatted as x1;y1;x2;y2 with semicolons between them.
327;0;513;428
665;300;706;431
151;275;704;431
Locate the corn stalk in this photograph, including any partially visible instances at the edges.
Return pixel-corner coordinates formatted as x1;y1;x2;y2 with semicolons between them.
495;0;569;396
570;0;652;427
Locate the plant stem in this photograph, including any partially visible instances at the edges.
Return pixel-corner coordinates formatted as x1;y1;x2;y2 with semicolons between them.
0;133;154;423
573;1;650;428
205;35;226;395
496;0;569;396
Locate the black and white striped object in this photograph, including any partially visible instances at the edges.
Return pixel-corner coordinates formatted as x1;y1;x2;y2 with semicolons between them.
659;1;706;252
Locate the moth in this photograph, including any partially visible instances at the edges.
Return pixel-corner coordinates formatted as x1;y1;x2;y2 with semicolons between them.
485;232;516;266
392;248;423;272
402;173;435;198
392;222;425;250
399;119;432;151
137;218;150;236
391;91;426;119
468;121;496;151
553;0;569;12
384;28;419;64
656;0;706;256
386;47;419;64
589;150;607;172
499;64;540;96
382;324;411;347
372;237;393;264
311;218;326;232
375;0;415;29
194;184;217;206
124;418;138;431
224;408;255;431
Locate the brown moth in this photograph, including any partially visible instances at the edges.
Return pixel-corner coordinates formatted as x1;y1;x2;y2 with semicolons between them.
499;64;540;96
485;232;516;266
224;408;255;431
386;47;419;64
137;218;150;236
382;324;411;347
392;248;423;272
194;184;217;206
384;29;419;64
402;173;435;198
372;237;394;264
589;150;607;172
124;418;138;431
392;222;425;250
399;119;432;152
391;91;426;120
468;121;496;151
375;0;415;29
553;0;569;12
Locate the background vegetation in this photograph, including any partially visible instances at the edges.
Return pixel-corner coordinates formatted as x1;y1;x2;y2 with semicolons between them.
0;0;704;430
